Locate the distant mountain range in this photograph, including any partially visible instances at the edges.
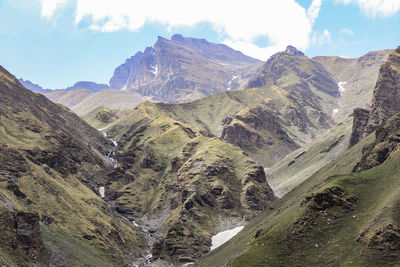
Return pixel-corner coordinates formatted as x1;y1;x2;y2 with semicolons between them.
19;78;109;93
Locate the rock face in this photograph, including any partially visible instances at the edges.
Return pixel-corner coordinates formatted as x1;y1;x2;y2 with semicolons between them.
365;47;400;133
349;108;370;147
110;52;144;89
353;111;400;172
247;45;339;97
221;106;300;166
358;224;400;260
0;208;44;260
349;47;400;148
14;211;44;257
109;35;260;102
285;45;305;57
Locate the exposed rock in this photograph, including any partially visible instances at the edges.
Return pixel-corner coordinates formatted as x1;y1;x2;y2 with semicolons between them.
221;106;299;166
247;46;339;97
284;45;305;57
302;186;358;211
358;224;400;260
14;211;44;257
366;47;400;133
110;52;144;89
349;108;370;147
109;35;259;103
353;111;400;172
350;47;400;148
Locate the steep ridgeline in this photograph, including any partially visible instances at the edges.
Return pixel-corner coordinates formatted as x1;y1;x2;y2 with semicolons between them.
108;46;339;168
102;101;275;264
313;49;392;122
109;34;261;103
0;66;144;266
18;78;52;94
350;47;400;171
197;46;400;267
349;47;400;147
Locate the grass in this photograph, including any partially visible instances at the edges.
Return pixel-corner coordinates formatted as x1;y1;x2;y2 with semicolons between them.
196;123;373;267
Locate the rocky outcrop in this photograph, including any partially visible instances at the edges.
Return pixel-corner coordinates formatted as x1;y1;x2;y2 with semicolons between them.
353;111;400;172
285;45;305;57
349;47;400;148
221;106;300;166
349;108;370;147
0;208;44;259
302;186;358;211
358;224;400;260
14;211;44;257
365;47;400;131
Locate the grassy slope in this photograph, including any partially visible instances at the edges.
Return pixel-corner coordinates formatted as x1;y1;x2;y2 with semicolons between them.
0;67;144;266
230;145;400;266
267;117;353;197
82;106;119;129
196;131;374;267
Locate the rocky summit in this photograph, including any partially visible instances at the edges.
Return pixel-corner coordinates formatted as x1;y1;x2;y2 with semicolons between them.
109;35;261;103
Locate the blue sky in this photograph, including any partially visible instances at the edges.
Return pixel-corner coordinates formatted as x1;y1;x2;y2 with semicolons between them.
0;0;399;89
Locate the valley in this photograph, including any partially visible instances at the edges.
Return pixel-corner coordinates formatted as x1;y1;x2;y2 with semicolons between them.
1;28;399;267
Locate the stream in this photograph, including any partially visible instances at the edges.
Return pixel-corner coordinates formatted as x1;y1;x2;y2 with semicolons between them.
99;129;156;266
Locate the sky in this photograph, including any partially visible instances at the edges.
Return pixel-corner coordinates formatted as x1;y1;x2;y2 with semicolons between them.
0;0;399;89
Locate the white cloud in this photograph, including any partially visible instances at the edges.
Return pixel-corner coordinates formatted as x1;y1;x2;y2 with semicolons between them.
39;0;69;19
311;29;331;45
335;0;400;17
340;28;354;35
38;0;323;60
307;0;322;24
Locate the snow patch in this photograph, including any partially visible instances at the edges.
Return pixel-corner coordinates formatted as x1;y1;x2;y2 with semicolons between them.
112;140;118;147
150;64;158;76
211;226;244;251
99;187;105;198
332;108;339;116
227;75;238;91
121;84;127;91
338;81;346;95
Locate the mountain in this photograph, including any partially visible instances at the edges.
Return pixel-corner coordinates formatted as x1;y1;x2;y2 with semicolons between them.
198;46;400;267
65;81;109;92
128;46;344;169
98;101;275;263
0;66;145;266
18;78;52;93
349;47;400;147
109;34;262;103
75;45;348;263
313;49;392;122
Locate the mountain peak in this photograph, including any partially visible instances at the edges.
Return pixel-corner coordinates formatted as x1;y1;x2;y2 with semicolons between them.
284;45;305;56
171;34;185;42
